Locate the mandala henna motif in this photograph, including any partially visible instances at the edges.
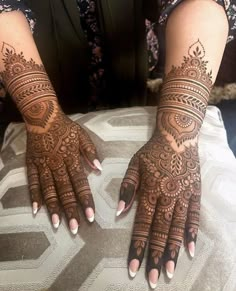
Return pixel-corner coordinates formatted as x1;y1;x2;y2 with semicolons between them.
0;43;98;226
120;40;211;276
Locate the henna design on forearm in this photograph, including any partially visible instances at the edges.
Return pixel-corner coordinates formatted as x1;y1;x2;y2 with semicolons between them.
157;39;213;151
0;42;58;132
120;40;212;276
0;43;98;227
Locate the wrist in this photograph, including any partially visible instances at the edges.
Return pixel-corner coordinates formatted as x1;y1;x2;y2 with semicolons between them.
154;110;200;152
24;99;63;133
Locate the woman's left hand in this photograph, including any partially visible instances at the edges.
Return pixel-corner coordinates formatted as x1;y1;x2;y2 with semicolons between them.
117;112;201;287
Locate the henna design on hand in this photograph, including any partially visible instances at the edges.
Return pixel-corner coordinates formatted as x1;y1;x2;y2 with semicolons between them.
119;40;212;277
0;43;99;228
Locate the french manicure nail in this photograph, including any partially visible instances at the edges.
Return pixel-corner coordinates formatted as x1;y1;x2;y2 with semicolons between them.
53;220;60;229
116;201;125;217
189;242;195;258
33;208;38;215
88;214;95;223
71;226;78;235
189;249;195;258
149;269;158;289
116;208;124;217
166;270;174;279
93;159;103;171
32;202;38;215
129;268;136;278
86;208;95;223
149;281;157;289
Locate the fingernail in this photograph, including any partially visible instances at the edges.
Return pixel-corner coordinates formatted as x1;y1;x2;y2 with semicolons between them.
32;202;38;215
166;270;174;279
189;242;195;258
129;259;139;278
53;220;60;229
52;214;60;229
149;269;158;289
166;261;175;279
116;201;125;217
86;207;95;223
71;227;78;235
129;268;136;278
70;218;79;235
93;159;102;171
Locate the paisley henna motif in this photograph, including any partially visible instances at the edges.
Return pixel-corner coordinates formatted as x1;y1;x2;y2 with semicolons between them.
120;40;211;277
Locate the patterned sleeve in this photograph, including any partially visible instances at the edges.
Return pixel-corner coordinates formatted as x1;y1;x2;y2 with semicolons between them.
0;0;35;32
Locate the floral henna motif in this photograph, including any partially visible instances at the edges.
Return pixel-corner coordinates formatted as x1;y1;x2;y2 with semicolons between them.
120;40;212;276
0;43;98;227
157;39;213;152
0;42;58;133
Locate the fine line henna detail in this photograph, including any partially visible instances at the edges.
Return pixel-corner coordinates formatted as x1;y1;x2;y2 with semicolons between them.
0;42;57;132
120;40;212;277
157;39;213;152
0;43;99;228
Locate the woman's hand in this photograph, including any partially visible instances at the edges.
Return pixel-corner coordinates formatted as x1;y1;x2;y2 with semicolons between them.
26;105;101;234
117;111;201;288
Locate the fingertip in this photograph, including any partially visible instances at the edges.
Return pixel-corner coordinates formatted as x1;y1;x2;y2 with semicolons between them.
129;259;140;278
166;261;175;279
149;269;159;289
69;218;79;235
85;207;95;223
93;159;102;171
188;241;195;258
52;214;60;229
32;202;38;215
116;200;125;217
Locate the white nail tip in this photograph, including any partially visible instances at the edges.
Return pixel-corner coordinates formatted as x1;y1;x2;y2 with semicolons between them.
149;281;157;289
129;268;136;278
53;221;60;229
116;208;124;217
88;215;95;223
189;249;195;258
33;208;38;215
71;227;78;235
93;160;103;171
166;270;174;279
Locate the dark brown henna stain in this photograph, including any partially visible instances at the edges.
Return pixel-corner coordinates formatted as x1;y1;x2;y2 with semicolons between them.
0;42;57;132
0;43;97;223
123;40;211;274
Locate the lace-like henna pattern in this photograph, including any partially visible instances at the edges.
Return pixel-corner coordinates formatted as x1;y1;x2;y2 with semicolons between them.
1;42;57;132
157;40;213;151
0;43;98;226
25;113;97;223
121;40;212;276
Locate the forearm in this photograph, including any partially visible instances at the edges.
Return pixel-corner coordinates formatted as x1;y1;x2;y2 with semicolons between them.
0;11;60;133
156;0;228;152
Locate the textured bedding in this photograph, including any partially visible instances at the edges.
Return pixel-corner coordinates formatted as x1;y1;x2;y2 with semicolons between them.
0;106;235;291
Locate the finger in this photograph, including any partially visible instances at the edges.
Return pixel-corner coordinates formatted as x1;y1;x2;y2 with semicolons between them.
128;189;157;277
66;161;95;223
147;195;175;288
117;155;140;215
39;165;61;229
52;164;80;234
164;197;188;279
185;191;201;258
78;126;101;170
26;159;42;214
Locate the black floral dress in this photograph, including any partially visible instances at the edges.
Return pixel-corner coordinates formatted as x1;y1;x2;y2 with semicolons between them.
1;0;236;105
